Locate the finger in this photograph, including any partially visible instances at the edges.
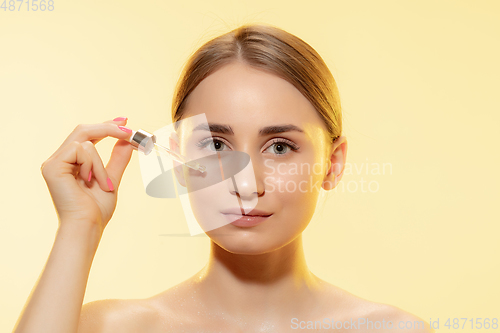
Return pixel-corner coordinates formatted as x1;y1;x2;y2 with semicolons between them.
81;141;114;192
77;150;93;183
41;142;93;206
73;123;132;144
105;139;134;190
91;117;129;145
52;141;92;179
56;121;132;155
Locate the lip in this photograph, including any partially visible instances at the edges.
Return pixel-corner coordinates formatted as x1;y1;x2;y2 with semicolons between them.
222;213;272;228
220;207;273;217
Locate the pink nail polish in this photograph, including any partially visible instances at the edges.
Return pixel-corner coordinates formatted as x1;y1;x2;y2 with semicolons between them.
88;170;92;182
118;126;132;133
113;117;127;121
107;177;114;191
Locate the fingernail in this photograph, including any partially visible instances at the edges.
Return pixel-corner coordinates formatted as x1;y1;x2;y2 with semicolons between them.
118;126;132;133
88;170;92;182
113;117;127;121
107;177;114;191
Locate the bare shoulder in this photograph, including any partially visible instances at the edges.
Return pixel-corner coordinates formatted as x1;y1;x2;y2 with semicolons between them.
318;282;434;333
78;298;161;333
366;303;434;333
77;278;204;333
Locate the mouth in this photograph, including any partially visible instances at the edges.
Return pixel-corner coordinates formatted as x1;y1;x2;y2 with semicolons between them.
220;208;273;217
220;208;273;227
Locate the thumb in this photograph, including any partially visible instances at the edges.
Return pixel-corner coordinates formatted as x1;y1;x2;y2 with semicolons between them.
106;139;134;188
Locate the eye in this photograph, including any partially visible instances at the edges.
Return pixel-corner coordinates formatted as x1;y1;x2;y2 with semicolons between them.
263;138;300;156
195;137;300;156
195;137;230;152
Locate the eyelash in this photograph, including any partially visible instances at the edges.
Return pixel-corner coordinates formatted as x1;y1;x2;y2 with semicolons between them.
195;137;300;156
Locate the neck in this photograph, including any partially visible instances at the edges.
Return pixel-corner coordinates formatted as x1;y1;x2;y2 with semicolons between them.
194;234;324;318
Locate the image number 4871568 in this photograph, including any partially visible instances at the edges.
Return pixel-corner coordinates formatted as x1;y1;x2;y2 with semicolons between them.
1;0;54;11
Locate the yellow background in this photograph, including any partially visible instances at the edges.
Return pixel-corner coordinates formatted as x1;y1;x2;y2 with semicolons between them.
1;0;499;331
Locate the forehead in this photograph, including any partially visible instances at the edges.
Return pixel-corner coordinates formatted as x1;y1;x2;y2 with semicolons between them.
182;61;326;136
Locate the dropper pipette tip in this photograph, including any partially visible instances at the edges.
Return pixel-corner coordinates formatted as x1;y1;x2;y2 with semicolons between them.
153;144;206;173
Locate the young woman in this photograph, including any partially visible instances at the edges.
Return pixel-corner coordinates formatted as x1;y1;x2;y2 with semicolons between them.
14;24;431;332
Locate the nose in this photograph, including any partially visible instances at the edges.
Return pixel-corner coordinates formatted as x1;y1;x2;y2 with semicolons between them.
227;157;265;200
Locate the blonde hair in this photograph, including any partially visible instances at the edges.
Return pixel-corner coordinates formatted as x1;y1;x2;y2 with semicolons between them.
171;23;342;143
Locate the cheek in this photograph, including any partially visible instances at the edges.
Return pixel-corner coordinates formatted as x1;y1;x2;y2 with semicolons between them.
264;161;324;219
186;176;243;233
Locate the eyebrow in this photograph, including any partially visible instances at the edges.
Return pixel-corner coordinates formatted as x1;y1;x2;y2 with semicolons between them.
192;123;304;136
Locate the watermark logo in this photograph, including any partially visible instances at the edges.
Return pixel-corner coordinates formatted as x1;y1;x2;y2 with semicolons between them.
263;159;393;194
291;317;424;330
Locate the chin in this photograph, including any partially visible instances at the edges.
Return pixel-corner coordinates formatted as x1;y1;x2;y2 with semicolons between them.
206;223;299;255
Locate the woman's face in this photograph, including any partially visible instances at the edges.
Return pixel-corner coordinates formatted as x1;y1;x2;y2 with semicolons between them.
176;61;340;254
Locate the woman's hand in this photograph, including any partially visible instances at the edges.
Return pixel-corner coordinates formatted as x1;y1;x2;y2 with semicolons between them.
40;117;134;237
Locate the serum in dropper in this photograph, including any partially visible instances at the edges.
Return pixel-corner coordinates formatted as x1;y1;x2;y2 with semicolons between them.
126;129;206;173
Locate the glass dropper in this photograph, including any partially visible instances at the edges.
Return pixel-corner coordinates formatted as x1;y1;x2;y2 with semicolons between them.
152;142;206;173
126;129;206;173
